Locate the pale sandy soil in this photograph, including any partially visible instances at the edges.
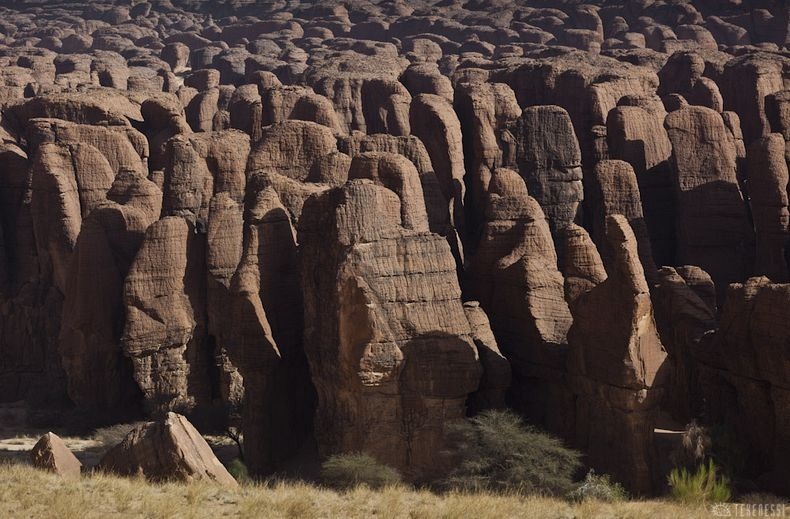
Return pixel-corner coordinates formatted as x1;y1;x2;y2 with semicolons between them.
0;401;239;468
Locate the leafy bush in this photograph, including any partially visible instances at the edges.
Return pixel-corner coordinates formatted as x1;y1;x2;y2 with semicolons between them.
567;470;628;503
321;453;402;490
441;410;582;496
227;458;250;483
668;459;732;504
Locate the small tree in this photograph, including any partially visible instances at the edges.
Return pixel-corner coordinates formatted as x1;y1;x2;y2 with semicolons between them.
441;410;583;496
177;398;245;461
224;408;244;463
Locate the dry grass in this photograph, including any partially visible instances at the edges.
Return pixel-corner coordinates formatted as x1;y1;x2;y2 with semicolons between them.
0;462;722;519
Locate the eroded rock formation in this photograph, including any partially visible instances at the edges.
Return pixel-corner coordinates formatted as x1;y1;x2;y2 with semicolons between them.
98;412;238;488
0;0;788;497
299;179;481;481
566;215;668;494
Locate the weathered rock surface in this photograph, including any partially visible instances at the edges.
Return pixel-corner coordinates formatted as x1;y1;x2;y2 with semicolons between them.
98;412;238;488
1;0;790;498
59;203;148;412
30;432;82;478
493;52;659;168
652;265;716;422
560;224;608;304
567;215;668;494
697;277;790;495
121;217;210;414
665;106;753;298
747;134;789;282
453;81;520;244
505;105;584;242
463;301;511;413
299;179;481;480
466;168;572;428
410;94;466;238
588;160;657;281
658;52;723;112
607;99;676;267
720;53;786;145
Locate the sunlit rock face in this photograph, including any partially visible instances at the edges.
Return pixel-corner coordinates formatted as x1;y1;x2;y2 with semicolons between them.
0;0;788;496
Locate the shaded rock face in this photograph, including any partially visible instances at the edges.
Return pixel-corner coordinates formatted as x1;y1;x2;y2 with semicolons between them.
2;0;790;499
59;204;148;413
658;52;723;112
747;134;789;282
493;52;659;170
765;90;790;158
566;215;668;495
720;54;786;146
653;266;717;423
606;102;676;267
30;432;82;478
410;94;466;239
0;143;66;405
665;106;753;299
211;121;327;474
505;105;584;243
588;160;657;282
121;216;210;415
25;133;159;415
463;301;511;414
98;412;238;488
453;81;521;246
221;188;316;475
299;179;481;481
465;168;572;426
696;278;790;496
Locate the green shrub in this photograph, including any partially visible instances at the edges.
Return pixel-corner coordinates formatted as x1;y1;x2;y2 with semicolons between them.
441;410;582;496
227;458;250;483
321;453;402;490
567;470;629;503
668;459;732;504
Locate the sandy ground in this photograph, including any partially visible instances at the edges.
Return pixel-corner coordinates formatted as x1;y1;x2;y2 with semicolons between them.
0;401;239;468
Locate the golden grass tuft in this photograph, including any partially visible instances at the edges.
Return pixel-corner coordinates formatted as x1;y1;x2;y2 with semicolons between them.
0;462;719;519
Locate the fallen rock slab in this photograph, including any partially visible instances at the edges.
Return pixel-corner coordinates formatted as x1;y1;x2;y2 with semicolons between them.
98;412;237;488
30;432;82;478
